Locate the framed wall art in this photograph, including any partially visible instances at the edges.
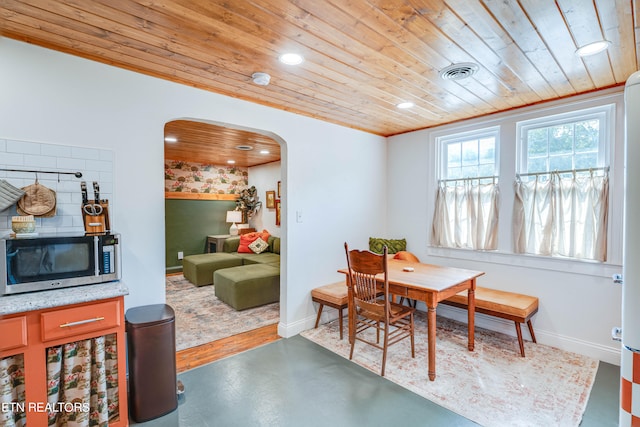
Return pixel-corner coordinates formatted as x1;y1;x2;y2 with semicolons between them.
266;190;276;208
275;199;281;226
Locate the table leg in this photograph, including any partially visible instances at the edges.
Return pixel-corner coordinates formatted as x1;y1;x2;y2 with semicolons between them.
468;280;475;351
427;305;436;381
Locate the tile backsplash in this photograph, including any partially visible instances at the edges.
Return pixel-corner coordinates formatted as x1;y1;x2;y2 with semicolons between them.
0;138;114;236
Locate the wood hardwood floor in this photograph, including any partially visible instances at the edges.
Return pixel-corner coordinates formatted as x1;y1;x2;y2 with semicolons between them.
167;271;282;373
175;323;281;373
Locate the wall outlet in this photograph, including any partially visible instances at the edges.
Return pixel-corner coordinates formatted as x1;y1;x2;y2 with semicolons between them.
177;251;184;260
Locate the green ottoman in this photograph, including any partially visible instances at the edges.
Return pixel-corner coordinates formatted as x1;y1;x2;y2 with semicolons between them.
182;253;243;287
214;264;280;311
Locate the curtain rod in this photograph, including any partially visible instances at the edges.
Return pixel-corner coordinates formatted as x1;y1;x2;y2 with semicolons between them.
516;166;609;178
438;175;498;183
0;168;83;178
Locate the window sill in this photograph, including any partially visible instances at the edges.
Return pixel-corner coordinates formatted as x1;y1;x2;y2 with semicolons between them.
426;246;621;279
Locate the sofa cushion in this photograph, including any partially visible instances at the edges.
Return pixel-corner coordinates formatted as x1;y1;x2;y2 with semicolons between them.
223;236;241;252
235;252;280;265
269;236;280;254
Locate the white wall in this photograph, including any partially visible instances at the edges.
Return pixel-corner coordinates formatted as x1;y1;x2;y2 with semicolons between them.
388;89;625;364
248;161;281;236
0;38;387;337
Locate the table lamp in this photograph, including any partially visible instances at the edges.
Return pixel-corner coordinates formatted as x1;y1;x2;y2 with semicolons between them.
226;210;243;235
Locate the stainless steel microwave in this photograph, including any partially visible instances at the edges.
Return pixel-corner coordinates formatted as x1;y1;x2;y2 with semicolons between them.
1;233;120;296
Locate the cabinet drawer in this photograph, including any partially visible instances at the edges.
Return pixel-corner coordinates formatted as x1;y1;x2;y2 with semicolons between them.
41;300;121;342
0;316;27;352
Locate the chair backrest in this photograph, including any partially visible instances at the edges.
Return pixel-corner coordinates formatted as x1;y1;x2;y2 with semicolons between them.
344;243;389;321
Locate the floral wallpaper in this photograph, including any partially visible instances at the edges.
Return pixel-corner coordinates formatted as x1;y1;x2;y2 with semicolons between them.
164;160;249;194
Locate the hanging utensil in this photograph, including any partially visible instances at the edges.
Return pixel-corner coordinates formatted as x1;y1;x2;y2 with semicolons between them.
93;181;100;204
83;203;103;216
81;181;88;205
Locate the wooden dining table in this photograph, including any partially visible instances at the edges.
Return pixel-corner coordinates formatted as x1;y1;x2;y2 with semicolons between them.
339;259;485;381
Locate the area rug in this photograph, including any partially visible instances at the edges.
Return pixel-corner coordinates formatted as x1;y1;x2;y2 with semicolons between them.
166;274;280;351
301;313;598;427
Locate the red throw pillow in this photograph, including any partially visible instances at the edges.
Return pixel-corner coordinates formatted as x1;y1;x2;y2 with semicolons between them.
238;232;260;253
237;230;271;253
259;229;271;241
393;251;420;263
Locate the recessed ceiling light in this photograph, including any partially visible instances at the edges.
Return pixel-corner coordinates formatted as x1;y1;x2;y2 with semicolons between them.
260;149;270;154
235;145;254;151
279;53;304;65
575;40;611;57
396;102;414;109
227;160;236;164
164;136;177;143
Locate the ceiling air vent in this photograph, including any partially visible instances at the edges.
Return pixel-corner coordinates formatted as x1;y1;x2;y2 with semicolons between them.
439;63;479;81
235;145;254;151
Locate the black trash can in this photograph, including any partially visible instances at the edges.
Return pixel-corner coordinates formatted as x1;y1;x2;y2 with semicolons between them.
126;304;178;423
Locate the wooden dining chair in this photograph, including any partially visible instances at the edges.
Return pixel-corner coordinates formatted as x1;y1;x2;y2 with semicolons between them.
344;243;415;376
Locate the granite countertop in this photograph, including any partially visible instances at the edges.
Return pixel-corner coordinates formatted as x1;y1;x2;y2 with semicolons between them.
0;281;129;316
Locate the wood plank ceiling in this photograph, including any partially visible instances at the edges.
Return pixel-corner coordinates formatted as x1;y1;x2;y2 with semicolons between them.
1;0;638;165
164;120;281;167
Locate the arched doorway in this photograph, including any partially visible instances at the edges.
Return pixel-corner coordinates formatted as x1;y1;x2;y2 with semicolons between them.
163;118;286;357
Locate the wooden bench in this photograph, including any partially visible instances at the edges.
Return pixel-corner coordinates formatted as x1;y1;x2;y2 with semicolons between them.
441;286;539;357
311;281;348;340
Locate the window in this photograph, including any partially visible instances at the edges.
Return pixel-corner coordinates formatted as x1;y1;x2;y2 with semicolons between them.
514;106;612;261
440;128;498;180
518;107;609;175
431;127;500;250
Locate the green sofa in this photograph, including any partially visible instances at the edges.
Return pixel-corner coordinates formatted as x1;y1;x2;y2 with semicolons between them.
182;236;280;310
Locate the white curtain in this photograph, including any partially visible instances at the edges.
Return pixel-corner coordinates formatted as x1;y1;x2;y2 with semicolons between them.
431;181;499;250
513;171;609;261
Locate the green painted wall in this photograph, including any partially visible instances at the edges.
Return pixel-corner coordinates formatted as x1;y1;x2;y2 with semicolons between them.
165;199;237;273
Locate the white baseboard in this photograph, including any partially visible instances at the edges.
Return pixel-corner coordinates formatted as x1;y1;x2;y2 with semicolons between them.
280;304;622;366
278;314;318;338
279;305;345;338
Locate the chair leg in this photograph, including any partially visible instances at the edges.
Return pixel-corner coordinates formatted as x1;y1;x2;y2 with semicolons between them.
338;307;344;340
527;320;537;343
515;321;525;357
314;304;324;329
381;324;389;377
410;313;415;358
349;311;357;360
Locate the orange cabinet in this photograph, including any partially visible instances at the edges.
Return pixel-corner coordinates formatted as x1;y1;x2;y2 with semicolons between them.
0;316;27;352
0;296;128;426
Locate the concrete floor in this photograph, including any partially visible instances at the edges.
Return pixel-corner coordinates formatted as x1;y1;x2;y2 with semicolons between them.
130;336;620;427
